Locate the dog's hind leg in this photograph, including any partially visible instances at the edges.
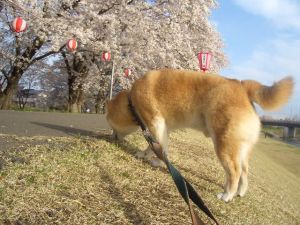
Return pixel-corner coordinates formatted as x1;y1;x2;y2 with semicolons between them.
205;114;241;202
237;158;249;197
236;115;260;197
216;141;242;202
237;142;253;197
216;129;258;201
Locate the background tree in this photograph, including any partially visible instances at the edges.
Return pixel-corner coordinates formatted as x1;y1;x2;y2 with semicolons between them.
0;0;227;112
16;68;40;109
38;60;68;111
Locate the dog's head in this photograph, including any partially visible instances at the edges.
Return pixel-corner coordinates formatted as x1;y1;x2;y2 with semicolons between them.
105;90;138;140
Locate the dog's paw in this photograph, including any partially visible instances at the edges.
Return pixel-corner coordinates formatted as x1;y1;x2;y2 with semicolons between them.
217;192;233;202
237;190;246;198
135;151;145;159
237;186;247;197
150;158;165;168
217;193;224;200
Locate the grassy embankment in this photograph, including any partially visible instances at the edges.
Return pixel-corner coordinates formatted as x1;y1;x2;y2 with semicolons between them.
0;130;299;225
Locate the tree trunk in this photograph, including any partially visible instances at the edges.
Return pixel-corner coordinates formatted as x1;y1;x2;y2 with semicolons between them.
95;91;105;114
0;37;44;109
95;103;100;114
68;102;83;113
0;88;14;109
68;102;80;113
0;77;19;109
76;86;84;112
68;87;79;113
68;84;84;113
62;52;91;113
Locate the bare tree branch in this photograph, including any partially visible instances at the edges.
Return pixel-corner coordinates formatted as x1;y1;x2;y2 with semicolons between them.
28;44;66;67
98;1;121;15
61;51;73;79
15;35;21;57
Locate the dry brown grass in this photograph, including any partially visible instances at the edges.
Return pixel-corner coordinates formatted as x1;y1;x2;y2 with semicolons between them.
0;130;299;225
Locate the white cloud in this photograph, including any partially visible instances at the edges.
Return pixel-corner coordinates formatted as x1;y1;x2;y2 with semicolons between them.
233;0;300;30
225;37;300;118
230;38;300;80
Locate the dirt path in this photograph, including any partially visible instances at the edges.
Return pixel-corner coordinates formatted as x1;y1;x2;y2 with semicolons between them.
0;110;110;137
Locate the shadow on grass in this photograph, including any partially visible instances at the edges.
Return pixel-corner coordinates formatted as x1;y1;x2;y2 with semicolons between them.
96;163;147;224
91;133;152;224
31;122;222;190
175;164;223;189
31;122;99;137
105;136;222;203
29;123;220;219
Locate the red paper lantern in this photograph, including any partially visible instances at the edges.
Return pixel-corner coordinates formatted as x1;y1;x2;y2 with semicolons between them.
66;39;78;52
124;68;132;77
12;17;27;33
198;52;212;72
102;52;111;61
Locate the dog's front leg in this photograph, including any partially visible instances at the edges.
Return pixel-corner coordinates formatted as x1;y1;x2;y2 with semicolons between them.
148;117;169;168
136;116;168;168
135;145;165;167
135;145;154;159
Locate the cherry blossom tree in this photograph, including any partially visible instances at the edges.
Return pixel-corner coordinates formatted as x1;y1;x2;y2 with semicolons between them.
35;59;68;111
0;0;227;112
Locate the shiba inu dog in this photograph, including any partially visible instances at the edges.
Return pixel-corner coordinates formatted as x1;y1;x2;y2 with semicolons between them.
106;69;293;202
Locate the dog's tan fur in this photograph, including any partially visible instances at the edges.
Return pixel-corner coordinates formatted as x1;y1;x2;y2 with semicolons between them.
106;69;294;202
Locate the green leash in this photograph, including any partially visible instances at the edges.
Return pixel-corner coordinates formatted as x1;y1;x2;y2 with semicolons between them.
129;97;221;225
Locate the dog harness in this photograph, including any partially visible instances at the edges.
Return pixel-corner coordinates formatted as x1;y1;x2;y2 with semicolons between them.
128;96;221;225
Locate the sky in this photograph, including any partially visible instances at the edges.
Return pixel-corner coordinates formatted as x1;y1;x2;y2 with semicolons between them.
211;0;300;119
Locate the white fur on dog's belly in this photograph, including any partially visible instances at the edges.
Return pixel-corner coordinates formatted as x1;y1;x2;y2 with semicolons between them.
167;112;206;131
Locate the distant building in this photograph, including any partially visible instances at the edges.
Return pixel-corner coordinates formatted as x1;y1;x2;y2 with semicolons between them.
260;115;274;121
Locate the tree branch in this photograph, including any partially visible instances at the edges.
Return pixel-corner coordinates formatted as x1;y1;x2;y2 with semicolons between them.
0;1;3;12
61;0;81;11
28;44;66;67
0;74;8;93
98;2;121;15
15;35;21;57
61;51;73;79
126;0;134;5
1;67;8;79
141;0;169;12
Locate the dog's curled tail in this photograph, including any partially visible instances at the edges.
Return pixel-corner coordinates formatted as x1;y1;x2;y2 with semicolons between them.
241;76;294;111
